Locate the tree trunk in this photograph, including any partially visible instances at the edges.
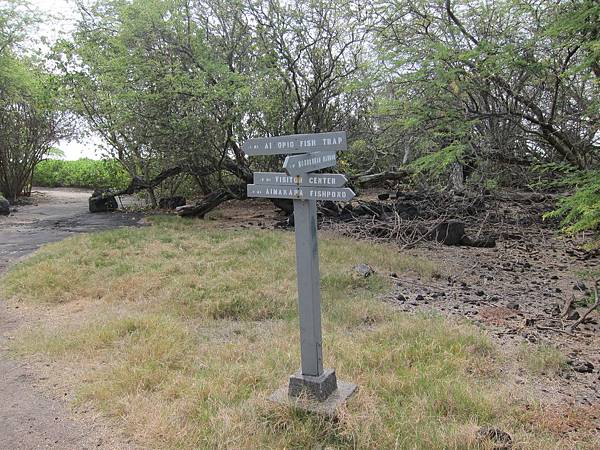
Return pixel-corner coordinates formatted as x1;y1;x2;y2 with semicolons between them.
176;184;246;218
176;190;233;218
450;162;465;191
112;166;183;197
147;187;158;208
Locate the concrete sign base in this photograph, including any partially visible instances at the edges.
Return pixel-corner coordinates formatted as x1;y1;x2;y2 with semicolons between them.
288;368;338;401
269;381;358;417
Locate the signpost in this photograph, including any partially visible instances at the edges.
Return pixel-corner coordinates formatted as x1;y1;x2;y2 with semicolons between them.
245;131;357;414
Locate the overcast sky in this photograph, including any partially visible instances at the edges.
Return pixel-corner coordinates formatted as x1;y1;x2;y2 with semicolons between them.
31;0;101;160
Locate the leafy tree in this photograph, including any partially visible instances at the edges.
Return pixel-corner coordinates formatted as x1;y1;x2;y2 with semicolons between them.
371;0;599;187
57;0;370;211
0;1;71;202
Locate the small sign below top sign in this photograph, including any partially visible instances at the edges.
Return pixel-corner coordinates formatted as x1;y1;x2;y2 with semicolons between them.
284;152;336;176
253;172;348;188
243;131;347;156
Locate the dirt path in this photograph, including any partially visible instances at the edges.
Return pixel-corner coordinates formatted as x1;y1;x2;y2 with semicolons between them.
0;188;144;450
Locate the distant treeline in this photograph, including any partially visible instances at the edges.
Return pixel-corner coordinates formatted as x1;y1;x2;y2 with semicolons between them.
33;159;129;190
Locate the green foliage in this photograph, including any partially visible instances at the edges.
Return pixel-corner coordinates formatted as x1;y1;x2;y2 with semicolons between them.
373;0;599;184
0;2;71;201
545;0;600;80
410;142;465;177
544;169;600;235
33;159;129;190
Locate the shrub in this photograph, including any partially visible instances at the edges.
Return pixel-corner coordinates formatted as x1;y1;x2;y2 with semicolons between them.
535;164;600;240
33;158;129;190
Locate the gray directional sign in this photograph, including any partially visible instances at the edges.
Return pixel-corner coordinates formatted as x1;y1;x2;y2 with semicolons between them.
245;131;358;405
283;152;336;176
247;184;355;201
253;172;348;188
243;131;347;156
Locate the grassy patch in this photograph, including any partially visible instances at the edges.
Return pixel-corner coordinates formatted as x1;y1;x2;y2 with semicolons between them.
2;217;596;449
517;344;568;376
1;217;437;321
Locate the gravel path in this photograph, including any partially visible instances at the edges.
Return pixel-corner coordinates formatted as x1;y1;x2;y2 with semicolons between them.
0;188;144;450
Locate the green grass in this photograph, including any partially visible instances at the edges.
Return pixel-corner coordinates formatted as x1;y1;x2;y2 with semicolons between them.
1;217;597;449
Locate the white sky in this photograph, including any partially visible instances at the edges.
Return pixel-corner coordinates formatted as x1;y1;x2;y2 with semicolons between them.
30;0;102;160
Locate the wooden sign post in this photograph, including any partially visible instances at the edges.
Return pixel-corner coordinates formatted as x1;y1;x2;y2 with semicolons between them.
244;131;357;413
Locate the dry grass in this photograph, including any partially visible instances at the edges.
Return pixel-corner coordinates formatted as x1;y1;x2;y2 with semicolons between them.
2;217;598;449
516;344;568;376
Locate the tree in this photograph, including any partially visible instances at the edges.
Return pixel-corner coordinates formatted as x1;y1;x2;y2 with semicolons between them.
58;0;371;214
0;1;71;202
371;0;599;187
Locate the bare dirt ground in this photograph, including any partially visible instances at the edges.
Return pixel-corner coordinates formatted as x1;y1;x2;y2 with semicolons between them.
0;188;144;450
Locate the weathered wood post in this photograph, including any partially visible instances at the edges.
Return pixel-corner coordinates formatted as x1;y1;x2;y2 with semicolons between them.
244;132;358;413
292;198;324;378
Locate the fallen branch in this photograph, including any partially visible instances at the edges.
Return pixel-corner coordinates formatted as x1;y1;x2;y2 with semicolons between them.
351;170;409;187
561;294;575;318
176;184;246;218
535;325;576;337
113;166;184;197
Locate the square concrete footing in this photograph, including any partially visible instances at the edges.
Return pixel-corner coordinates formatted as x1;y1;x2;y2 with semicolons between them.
269;371;358;416
288;368;338;401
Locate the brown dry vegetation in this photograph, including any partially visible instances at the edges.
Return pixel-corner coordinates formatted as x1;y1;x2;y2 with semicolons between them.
1;217;598;449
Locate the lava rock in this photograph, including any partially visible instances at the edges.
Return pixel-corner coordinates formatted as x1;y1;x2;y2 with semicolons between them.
355;263;375;277
158;196;186;209
568;359;594;373
430;221;465;245
88;189;118;213
544;303;561;316
463;235;497;248
0;195;10;216
319;201;340;217
274;216;294;228
476;426;512;449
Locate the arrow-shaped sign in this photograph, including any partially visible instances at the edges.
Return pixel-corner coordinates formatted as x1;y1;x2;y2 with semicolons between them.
243;131;347;156
253;172;347;188
247;184;355;201
283;152;336;176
